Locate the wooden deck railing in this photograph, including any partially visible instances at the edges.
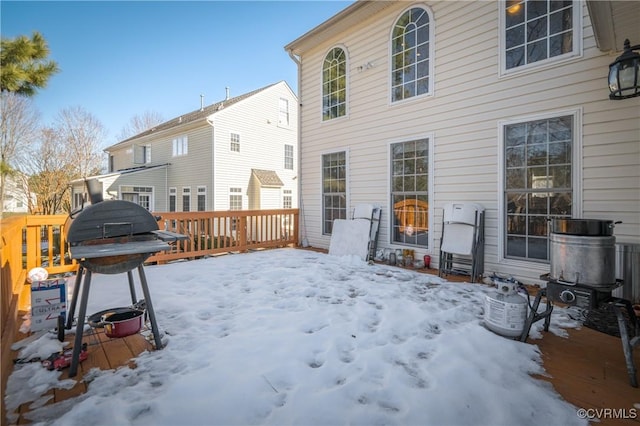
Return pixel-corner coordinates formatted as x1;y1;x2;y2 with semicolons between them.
0;208;298;421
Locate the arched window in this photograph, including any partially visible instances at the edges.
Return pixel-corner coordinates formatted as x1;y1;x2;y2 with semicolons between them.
322;47;347;120
391;6;432;102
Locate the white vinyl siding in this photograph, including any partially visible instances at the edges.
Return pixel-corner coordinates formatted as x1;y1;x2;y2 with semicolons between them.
291;1;639;283
212;82;298;212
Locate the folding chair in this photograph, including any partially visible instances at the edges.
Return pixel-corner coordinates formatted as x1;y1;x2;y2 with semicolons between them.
438;202;485;282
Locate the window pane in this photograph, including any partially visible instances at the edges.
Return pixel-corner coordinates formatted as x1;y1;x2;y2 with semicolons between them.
506;47;525;69
322;48;347;120
528;237;548;259
506;1;525;27
391;7;431;101
504;114;573;261
506;25;524;49
390;139;429;247
505;0;574;69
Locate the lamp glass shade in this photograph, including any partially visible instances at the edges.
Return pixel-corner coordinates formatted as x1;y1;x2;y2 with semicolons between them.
609;50;640;99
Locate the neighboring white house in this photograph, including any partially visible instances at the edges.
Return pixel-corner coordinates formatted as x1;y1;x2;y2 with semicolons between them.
70;81;298;213
285;0;640;283
1;172;34;215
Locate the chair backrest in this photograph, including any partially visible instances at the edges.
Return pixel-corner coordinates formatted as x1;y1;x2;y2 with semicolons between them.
440;203;484;255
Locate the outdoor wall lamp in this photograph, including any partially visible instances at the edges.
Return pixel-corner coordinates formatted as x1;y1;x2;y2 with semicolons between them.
608;39;640;100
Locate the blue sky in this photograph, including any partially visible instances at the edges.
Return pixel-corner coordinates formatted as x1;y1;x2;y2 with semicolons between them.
1;1;353;144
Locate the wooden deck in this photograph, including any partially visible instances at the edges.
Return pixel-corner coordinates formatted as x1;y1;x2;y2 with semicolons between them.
6;266;640;425
9;324;154;425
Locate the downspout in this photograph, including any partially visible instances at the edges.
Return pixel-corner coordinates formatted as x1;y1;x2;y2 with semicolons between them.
207;118;215;211
287;48;308;247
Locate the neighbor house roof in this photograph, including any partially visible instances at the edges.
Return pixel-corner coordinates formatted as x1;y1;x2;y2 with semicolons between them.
106;82;280;151
252;169;284;187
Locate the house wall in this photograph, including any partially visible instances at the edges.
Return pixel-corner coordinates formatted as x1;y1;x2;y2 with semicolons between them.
104;82;298;212
294;1;640;283
211;82;298;211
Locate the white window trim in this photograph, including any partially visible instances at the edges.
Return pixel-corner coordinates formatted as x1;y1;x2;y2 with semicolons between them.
498;0;583;78
320;148;350;236
278;97;290;128
172;136;188;157
386;132;435;252
497;108;583;270
388;3;436;106
197;185;207;211
230;132;241;152
319;44;350;124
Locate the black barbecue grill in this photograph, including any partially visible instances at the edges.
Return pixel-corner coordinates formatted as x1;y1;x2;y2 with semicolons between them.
64;181;187;377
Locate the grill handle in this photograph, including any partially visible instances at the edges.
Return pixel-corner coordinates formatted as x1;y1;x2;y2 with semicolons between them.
103;222;134;238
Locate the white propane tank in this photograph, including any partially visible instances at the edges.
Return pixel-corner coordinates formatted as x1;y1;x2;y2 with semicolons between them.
484;277;528;338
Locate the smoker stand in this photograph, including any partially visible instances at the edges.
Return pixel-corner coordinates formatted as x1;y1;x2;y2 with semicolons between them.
519;288;554;343
609;299;639;387
66;241;169;377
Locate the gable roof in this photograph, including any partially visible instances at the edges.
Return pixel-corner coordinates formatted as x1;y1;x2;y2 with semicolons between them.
106;82;281;150
285;1;394;56
252;169;284;187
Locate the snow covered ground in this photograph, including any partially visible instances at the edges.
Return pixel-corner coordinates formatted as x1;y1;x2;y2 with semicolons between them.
6;248;588;426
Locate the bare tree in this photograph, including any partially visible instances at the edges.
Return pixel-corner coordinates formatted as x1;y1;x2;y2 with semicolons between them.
20;107;107;214
0;91;39;215
21;127;73;214
116;110;164;141
55;106;106;178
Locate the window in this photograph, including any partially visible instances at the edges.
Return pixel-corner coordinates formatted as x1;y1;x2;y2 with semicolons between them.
169;187;177;212
503;0;577;71
284;144;294;170
109;155;114;173
173;136;188;156
182;187;191;212
283;189;292;209
230;133;240;152
322;151;347;234
229;187;242;210
134;144;151;164
229;187;242;231
322;47;347;120
391;139;429;247
391;6;432;102
121;186;153;210
197;186;206;211
503;114;574;261
279;98;290;126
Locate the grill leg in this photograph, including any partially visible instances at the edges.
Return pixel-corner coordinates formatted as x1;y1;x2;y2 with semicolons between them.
127;270;137;305
137;265;163;350
66;266;84;329
69;270;92;377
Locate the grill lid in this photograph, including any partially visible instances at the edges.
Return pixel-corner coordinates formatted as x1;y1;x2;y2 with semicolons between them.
66;200;159;244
